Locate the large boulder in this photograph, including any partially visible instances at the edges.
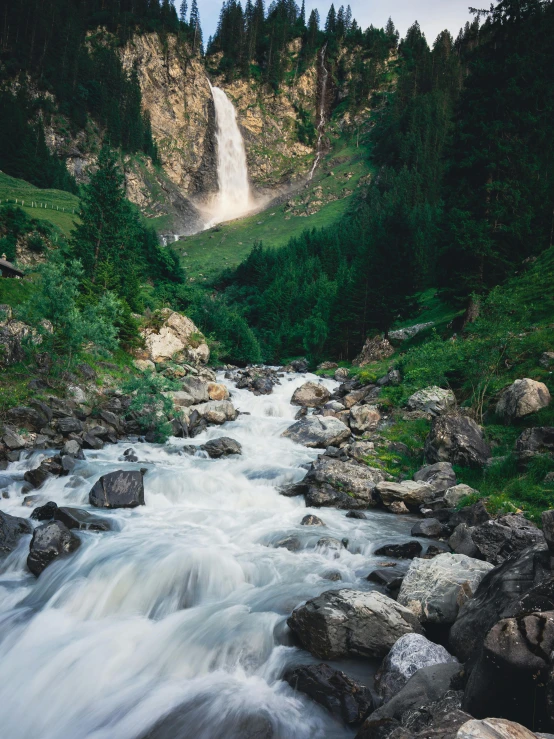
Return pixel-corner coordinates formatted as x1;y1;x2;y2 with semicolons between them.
389;322;434;343
398;554;494;624
287;589;423;660
375;633;458;703
304;457;383;509
516;427;554;455
374;541;423;559
27;521;81;576
457;718;545;739
425;415;491;468
407;387;456;417
291;381;331;408
0;510;32;556
414;462;457;493
6;405;49;432
138;309;209;365
89;470;145;509
350;405;381;435
202;437;242;458
284;663;373;725
470;514;545;565
24;456;64;489
186;400;238;425
376;480;436;512
353;335;395;366
282;416;351;449
55;506;112;532
496;378;551;421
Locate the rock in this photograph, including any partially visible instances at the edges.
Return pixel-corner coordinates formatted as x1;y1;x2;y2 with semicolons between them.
398;553;494;624
274;535;301;552
289;358;309;373
375;633;458;703
346;510;367;520
350;405;381;434
388;690;471;739
390;501;410;514
284;663;373;725
516;427;554;454
444;485;477;508
2;427;27;450
471;514;545;565
335;368;350;381
24;456;64;489
181;376;211;403
414;463;457;493
425;415;491;468
27;521;81;576
496;378;551;421
389;323;434;343
304;457;383;509
317;536;344;550
411;519;447;538
449;524;479;558
540;352;554;369
457;718;541;739
6;405;48;432
449;546;554;662
375;541;423;559
462;611;554;730
353;335;395;366
82;432;104;450
207;382;229;401
187;400;238;425
133;359;156;372
376;480;436;512
367;569;404;591
542;510;554;552
291;381;331;408
89;470;145;508
55;507;112;532
202;437;242;458
407;387;457;417
57;417;83;435
0;510;32;556
287;589;423;660
23;494;41;507
62;439;84;458
356;663;463;736
318;362;338;371
449;500;491;529
301;514;325;526
30;501;60;521
282;416;351;448
139;309;209;365
250;377;274;395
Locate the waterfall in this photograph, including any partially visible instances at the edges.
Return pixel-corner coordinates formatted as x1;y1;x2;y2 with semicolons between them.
206;83;253;225
308;44;329;181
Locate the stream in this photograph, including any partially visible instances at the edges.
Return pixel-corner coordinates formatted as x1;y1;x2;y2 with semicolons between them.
0;372;419;739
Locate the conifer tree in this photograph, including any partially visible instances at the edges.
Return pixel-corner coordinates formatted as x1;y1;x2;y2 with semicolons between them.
179;0;188;22
189;0;203;54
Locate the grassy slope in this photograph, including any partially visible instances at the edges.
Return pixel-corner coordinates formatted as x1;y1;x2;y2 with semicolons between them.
0;171;80;236
174;135;373;282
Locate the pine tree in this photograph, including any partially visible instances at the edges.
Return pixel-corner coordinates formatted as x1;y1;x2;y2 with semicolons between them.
179;0;188;22
189;0;203;54
325;4;336;34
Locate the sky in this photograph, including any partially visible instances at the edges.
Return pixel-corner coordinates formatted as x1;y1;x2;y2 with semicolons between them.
195;0;476;46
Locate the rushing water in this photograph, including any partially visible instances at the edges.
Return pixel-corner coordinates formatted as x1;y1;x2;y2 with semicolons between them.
308;44;329;182
0;372;419;739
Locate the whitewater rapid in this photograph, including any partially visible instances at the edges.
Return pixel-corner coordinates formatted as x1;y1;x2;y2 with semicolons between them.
0;372;417;739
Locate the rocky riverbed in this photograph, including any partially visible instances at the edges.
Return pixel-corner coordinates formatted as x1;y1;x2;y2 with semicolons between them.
0;369;553;739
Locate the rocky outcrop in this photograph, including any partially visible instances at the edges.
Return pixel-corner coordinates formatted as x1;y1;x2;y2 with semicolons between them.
27;520;81;576
136;310;209;365
425;415;491;468
89;470;145;509
407;387;456;417
287;589;423;660
496;378;551;421
516;427;554;455
353;335;395;366
470;514;545;565
282;416;351;448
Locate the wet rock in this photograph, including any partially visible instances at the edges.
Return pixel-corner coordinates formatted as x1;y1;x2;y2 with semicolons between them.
346;510;367;520
279;481;308;497
425;415;491;468
2;427;27;450
376;480;436;512
0;509;32;556
282;416;351;448
27;520;81;576
471;514;545;565
407;387;456;417
24;456;64;489
202;437;242;458
375;633;458;703
82;432;104;450
398;553;494;624
457;718;542;739
411;519;447;538
367;568;404;591
274;535;301;551
89;470;145;509
414;462;457;493
291;381;331;408
30;501;59;521
322;570;343;581
284;663;373;725
55;507;112;531
301;514;325;526
122;448;139;463
303;457;382;509
390;501;410;515
187;400;238;425
374;541;423;559
350;405;381;435
62;439;84;458
317;536;344;550
23;494;41;506
496;378;551;421
287;589;423;660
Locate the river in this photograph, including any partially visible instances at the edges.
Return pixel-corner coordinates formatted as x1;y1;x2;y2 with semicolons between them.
0;371;417;739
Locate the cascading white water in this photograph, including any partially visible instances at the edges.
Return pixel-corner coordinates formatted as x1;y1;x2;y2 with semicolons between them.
308;44;329;181
0;372;419;739
206;84;253;225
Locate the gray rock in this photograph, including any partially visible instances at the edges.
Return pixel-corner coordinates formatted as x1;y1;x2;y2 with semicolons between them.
2;427;27;450
82;432;104;450
180;376;210;404
389;323;434;343
397;554;494;624
282;416;351;448
24;456;64;489
542;510;554;552
55;507;112;532
407;387;456;417
316;536;344;550
62;439;84;458
6;405;48;432
300;514;325;526
376;480;436;512
304;457;382;508
367;568;404;591
350;405;381;435
471;514;545;565
449;500;491;529
375;633;458;703
516;427;554;454
425;415;491;468
414;462;457;493
284;663;373;725
375;541;423;559
411;519;447;538
291;381;331;408
346;510;368;520
57;417;83;435
287;589;423;660
457;718;542;739
187;400;238;425
444;484;477;508
0;509;32;556
274;535;301;551
89;470;145;509
27;520;81;576
202;437;242;458
449;524;479;558
496;378;551;421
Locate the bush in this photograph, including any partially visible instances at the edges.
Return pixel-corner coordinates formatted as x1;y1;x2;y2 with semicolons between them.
122;371;181;442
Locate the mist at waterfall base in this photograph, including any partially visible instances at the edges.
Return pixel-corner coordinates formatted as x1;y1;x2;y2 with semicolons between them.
0;372;421;739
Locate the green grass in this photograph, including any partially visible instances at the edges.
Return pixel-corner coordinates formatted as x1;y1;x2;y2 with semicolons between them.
0;278;35;306
174;135;373;282
0;171;80;236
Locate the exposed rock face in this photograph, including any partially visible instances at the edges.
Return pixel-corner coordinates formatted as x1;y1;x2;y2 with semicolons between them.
353;335;395;366
470;514;545;565
27;521;81;576
287;589;423;660
516;427;554;454
407;387;456;417
496;378;551;421
0;510;32;556
137;310;209;365
389;323;434;343
425;415;491;468
282;416;351;448
89;470;145;509
291;381;331;408
284;663;373;725
375;633;458;703
397;554;494;624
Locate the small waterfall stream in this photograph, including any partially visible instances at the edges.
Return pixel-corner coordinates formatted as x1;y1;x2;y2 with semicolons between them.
0;372;419;739
308;44;329;181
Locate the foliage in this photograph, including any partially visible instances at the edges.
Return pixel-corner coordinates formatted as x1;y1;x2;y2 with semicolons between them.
121;371;181;442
